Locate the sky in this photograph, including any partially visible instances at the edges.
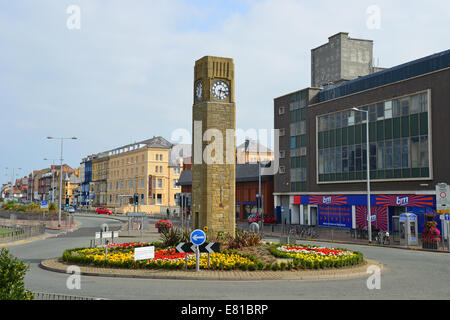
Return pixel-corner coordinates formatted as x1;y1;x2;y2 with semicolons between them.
1;0;449;185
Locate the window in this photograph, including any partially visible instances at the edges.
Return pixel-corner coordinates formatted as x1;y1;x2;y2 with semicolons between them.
280;150;286;159
155;154;159;161
377;141;385;170
385;140;393;169
141;178;144;188
155;166;158;173
376;103;384;120
279;128;286;136
410;137;420;168
279;106;285;115
157;179;163;188
420;93;428;112
393;139;401;169
279;166;286;174
401;138;409;168
384;101;393;119
159;166;163;173
419;136;429;168
173;179;179;188
400;98;410;116
410;95;420;114
157;194;162;205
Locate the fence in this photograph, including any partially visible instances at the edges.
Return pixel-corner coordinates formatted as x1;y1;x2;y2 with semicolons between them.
0;223;45;242
33;292;107;300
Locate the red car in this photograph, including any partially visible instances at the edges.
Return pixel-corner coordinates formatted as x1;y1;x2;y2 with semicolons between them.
248;214;277;224
96;207;113;215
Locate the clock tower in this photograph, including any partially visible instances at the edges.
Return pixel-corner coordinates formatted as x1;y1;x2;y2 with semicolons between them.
192;56;236;238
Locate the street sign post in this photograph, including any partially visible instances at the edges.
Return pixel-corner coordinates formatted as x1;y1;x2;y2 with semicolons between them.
176;241;220;270
190;229;206;272
436;183;450;213
40;201;48;209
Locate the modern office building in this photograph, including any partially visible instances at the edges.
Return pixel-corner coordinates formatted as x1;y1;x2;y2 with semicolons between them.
275;42;450;234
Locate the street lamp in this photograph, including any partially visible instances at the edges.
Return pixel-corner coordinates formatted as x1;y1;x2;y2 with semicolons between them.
47;136;77;227
351;107;372;243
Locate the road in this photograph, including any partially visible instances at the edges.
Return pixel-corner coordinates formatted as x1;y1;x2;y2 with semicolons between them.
4;215;450;300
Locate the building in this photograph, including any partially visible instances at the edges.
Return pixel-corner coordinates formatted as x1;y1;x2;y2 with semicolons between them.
236;139;274;164
275;38;450;234
311;32;384;88
80;155;95;206
91;152;109;207
105;136;182;214
179;163;274;222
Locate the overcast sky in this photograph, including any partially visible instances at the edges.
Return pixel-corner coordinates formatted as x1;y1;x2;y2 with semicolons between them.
1;0;449;185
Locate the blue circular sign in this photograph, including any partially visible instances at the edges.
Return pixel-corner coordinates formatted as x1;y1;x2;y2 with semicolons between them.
190;229;206;246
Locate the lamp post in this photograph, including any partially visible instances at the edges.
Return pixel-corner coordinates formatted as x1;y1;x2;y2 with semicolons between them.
351;108;372;243
47;136;77;227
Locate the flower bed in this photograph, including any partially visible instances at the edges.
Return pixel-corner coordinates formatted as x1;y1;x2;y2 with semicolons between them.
62;242;264;271
269;243;363;269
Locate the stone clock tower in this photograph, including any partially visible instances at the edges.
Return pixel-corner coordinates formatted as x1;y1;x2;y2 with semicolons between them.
191;56;236;238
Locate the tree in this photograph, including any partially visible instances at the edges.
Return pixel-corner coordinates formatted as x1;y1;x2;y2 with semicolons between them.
0;248;34;300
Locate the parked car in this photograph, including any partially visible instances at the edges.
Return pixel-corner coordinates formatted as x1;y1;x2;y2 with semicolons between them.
68;206;75;213
248;214;277;224
96;207;113;215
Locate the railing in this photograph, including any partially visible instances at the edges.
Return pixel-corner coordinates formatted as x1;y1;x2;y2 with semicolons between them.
0;223;45;242
33;292;107;300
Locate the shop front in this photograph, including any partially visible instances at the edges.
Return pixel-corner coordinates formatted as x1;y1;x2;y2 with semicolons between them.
290;194;438;236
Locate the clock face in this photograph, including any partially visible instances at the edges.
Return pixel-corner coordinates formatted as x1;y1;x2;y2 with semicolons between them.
211;80;230;100
195;81;203;101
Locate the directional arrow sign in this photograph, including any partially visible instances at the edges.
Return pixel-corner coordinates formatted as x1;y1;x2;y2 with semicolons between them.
190;229;206;246
176;242;220;253
176;242;195;253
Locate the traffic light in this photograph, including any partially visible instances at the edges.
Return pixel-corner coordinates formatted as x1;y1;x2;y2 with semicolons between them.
65;197;70;207
134;194;139;205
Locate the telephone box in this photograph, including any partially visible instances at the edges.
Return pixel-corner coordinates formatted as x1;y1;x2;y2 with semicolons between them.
399;213;418;246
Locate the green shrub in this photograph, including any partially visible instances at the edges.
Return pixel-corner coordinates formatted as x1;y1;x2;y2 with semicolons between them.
0;248;34;300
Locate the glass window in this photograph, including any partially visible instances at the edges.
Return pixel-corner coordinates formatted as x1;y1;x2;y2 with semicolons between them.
342;146;349;172
348;113;355;126
410;95;420;114
290;137;296;149
157;179;163;188
385;140;393;169
420;93;428;112
410;137;420;168
319;150;324;174
420;136;429;168
401;138;409;168
342;111;349;127
356;144;362;171
324;149;329;174
355;111;361;124
393;100;401;117
329;114;335;130
369;105;377;122
336;113;342;129
377;103;384;120
370;143;377;170
349;145;355;172
336;147;342;173
400;98;410;116
384;101;393;119
377;141;385;170
393;139;401;169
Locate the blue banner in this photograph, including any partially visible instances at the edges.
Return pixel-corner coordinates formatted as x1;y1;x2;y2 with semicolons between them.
318;205;353;229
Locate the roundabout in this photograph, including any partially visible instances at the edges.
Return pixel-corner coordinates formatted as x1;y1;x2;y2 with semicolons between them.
39;239;383;281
